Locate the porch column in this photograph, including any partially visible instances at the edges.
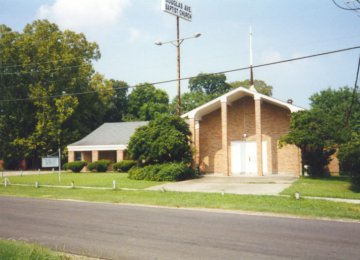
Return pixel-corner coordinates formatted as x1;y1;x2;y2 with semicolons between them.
195;119;200;166
188;117;200;167
254;94;263;176
221;97;229;176
92;150;99;162
116;150;124;162
68;151;75;163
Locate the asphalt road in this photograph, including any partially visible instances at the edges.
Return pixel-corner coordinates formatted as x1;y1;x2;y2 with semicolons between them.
0;196;359;260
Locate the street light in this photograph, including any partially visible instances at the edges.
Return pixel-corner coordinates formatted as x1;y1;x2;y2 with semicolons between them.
155;32;201;115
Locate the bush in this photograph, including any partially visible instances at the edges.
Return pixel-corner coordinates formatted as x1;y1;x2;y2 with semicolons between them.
63;161;87;173
128;162;196;181
113;160;137;172
127;114;192;164
87;160;111;172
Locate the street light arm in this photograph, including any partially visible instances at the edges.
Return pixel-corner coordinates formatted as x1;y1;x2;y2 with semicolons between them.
154;33;202;47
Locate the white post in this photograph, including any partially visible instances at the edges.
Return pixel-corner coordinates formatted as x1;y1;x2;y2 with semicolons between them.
35;181;39;188
58;148;61;182
4;178;8;187
113;180;116;190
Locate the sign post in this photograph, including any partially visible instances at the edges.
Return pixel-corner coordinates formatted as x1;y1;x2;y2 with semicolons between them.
161;0;193;115
41;151;61;182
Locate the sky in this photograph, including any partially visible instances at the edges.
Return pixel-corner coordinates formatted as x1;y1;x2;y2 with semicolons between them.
0;0;359;108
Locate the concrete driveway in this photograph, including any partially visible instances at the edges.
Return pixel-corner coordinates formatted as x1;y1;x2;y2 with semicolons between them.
147;175;297;195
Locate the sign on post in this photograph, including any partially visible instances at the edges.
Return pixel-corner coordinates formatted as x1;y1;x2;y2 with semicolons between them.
41;157;59;168
161;0;192;21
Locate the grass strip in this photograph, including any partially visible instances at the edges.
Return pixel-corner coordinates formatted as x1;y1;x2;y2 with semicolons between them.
1;172;163;189
281;176;360;200
0;185;359;221
0;239;69;260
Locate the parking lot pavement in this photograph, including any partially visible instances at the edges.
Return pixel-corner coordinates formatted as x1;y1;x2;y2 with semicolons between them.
147;175;297;195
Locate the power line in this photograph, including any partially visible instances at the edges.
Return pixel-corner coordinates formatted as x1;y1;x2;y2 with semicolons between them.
152;45;360;85
0;57;93;69
332;0;360;10
0;63;92;75
0;45;359;103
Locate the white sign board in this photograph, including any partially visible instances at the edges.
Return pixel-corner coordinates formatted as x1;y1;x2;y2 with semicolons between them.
42;157;59;168
161;0;192;22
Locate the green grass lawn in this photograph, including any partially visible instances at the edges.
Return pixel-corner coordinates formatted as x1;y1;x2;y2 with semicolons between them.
0;185;359;221
0;239;69;260
1;172;164;189
281;176;360;200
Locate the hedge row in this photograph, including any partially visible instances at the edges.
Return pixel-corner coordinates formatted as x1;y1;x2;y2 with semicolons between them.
128;162;196;182
63;161;87;173
87;160;112;172
63;161;197;182
63;160;137;173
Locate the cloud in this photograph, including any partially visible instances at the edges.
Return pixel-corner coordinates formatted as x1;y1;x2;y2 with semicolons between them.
37;0;131;32
128;27;140;42
260;50;283;64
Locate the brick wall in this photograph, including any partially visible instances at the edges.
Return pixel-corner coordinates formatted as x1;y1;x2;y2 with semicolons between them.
198;96;301;176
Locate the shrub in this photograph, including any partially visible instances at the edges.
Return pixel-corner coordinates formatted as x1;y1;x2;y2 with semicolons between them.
87;160;111;172
128;162;196;181
63;161;87;173
127;114;192;164
113;160;137;172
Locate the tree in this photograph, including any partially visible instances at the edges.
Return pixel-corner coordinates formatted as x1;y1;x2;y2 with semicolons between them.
0;20;108;168
281;87;360;177
338;132;360;186
280;109;336;177
127;114;192;164
189;73;231;96
230;79;273;96
309;87;359;143
169;91;212;114
126;83;169;121
104;79;128;122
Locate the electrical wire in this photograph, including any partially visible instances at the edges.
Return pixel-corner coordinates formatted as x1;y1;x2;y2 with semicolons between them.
332;0;360;10
0;45;360;103
0;63;92;75
152;45;360;85
0;57;95;69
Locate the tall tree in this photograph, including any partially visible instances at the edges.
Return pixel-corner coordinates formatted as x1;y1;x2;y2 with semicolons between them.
0;20;107;168
230;79;273;96
170;91;212;115
126;83;169;121
189;73;231;96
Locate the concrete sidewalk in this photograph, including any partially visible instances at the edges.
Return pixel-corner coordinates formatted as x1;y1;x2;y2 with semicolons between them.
147;175;297;195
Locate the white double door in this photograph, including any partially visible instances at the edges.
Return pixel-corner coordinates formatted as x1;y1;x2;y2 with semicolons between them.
231;141;267;176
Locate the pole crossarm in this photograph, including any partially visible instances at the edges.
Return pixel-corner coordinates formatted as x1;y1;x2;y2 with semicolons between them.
155;35;199;47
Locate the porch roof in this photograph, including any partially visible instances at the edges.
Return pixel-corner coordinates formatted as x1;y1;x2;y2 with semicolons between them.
67;121;148;151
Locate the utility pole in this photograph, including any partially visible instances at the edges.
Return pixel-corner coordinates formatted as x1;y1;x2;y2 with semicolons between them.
176;16;181;115
159;0;198;115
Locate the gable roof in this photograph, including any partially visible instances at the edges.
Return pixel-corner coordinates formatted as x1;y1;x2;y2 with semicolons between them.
68;121;148;151
181;86;304;120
